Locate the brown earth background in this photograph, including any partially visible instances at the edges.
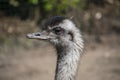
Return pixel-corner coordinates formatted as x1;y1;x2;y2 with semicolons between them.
0;0;120;80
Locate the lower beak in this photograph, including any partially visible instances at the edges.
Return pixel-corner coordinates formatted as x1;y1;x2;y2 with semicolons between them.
27;31;49;40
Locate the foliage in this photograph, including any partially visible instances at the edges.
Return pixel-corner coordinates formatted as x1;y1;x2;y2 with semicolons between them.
0;0;86;17
28;0;39;5
9;0;19;7
2;0;119;19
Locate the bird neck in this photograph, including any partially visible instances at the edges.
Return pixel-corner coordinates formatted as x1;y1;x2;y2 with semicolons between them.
55;43;81;80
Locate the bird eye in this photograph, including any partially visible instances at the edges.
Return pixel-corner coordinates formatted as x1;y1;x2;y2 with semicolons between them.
53;27;63;35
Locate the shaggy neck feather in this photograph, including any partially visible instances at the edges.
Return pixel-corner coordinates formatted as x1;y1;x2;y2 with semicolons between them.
55;32;83;80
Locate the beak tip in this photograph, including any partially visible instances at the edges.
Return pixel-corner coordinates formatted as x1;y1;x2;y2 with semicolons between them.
26;33;32;38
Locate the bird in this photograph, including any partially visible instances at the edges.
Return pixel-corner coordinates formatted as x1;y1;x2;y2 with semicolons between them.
27;16;84;80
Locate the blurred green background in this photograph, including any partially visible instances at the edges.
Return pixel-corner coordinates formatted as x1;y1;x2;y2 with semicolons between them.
0;0;120;47
0;0;120;80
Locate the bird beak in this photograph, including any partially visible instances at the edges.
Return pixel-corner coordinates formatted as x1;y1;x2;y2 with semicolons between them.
27;31;49;40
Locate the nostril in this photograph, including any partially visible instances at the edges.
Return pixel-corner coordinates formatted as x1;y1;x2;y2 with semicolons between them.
35;33;41;36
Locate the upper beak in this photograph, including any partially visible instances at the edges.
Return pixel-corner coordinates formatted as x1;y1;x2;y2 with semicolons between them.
27;31;49;40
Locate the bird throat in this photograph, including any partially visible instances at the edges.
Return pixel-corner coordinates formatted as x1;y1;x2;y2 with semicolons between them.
55;44;80;80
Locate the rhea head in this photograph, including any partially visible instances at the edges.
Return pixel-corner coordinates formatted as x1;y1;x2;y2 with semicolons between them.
27;16;82;47
27;16;84;80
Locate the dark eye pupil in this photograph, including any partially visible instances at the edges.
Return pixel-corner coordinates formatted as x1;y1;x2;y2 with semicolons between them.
53;27;62;34
55;29;60;32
